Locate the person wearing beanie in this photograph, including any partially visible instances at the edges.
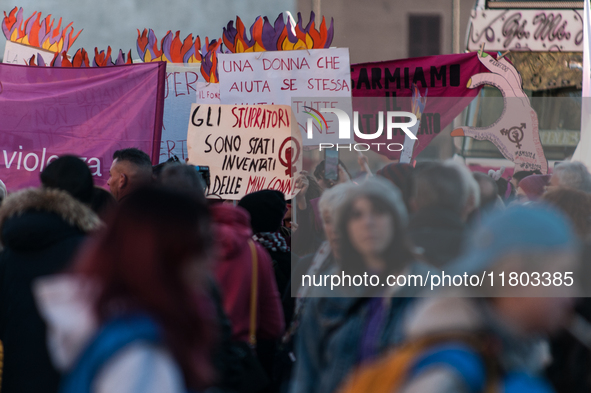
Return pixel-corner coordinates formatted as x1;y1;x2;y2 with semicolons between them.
0;156;101;393
290;178;432;393
516;174;552;203
388;206;579;393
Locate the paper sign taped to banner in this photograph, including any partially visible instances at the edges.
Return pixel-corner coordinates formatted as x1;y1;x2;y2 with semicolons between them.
159;64;202;163
218;48;353;145
195;81;221;104
3;41;55;65
187;104;302;200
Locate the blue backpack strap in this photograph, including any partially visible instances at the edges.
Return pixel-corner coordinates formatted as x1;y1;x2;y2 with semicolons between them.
502;372;555;393
408;343;488;393
60;314;162;393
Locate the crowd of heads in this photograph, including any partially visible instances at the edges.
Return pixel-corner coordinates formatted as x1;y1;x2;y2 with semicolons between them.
2;149;591;393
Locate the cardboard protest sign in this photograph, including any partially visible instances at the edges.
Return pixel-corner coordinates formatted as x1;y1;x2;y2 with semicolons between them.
351;52;492;159
187;104;302;200
2;7;81;65
218;48;353;145
451;51;548;174
0;62;166;191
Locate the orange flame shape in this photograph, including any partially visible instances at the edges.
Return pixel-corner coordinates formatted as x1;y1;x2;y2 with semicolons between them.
136;29;206;64
27;47;133;67
223;12;334;53
2;7;81;54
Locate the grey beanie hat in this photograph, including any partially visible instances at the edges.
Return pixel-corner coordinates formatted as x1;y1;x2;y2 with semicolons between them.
335;177;409;230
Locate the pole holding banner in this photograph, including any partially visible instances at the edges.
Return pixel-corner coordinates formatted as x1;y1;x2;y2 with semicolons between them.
400;84;427;164
572;0;591;169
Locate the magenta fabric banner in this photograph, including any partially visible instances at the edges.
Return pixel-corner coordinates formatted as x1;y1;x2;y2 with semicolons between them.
0;61;166;191
351;52;491;159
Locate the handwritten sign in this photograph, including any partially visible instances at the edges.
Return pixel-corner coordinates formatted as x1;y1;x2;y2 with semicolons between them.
195;81;221;104
159;64;201;163
218;48;353;145
187;104;302;200
2;41;55;65
467;9;584;52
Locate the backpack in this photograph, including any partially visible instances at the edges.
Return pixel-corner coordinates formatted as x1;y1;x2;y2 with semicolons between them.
338;332;555;393
59;314;194;393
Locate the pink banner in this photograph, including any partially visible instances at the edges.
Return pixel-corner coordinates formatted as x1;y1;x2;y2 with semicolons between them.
351;52;492;159
0;61;166;191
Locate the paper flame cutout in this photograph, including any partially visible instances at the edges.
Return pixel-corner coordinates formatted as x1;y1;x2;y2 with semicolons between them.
136;29;205;63
223;12;334;53
27;47;133;67
2;7;81;54
136;29;221;82
201;37;222;83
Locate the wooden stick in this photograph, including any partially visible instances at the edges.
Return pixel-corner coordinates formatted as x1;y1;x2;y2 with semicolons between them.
497;50;510;60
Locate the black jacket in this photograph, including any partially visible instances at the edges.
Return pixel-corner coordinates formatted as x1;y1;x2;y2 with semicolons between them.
0;188;100;393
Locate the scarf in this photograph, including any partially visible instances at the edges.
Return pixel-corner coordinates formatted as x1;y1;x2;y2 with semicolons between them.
252;231;290;253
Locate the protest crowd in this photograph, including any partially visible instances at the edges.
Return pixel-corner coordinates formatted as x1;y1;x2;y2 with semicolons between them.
2;3;591;393
0;147;589;393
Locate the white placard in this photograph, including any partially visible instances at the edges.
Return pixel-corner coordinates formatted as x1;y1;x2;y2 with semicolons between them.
218;48;353;145
187;104;302;200
3;41;55;65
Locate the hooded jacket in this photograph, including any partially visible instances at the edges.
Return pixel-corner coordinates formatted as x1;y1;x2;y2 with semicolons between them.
0;188;100;393
210;204;284;343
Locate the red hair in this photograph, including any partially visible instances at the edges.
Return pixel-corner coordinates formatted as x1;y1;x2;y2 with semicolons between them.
73;186;215;389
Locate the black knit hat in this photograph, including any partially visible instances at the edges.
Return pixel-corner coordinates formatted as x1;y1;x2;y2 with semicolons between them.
40;155;94;204
238;190;286;233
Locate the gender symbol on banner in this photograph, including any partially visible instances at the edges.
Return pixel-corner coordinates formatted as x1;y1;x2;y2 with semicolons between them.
450;50;548;173
279;137;301;176
500;124;525;149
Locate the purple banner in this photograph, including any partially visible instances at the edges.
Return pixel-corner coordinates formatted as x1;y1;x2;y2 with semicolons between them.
0;61;166;191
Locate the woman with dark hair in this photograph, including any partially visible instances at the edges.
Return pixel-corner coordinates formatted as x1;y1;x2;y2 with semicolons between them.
290;178;431;393
335;179;416;282
34;187;216;393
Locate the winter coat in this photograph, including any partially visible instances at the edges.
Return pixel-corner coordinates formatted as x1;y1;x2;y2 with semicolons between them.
289;262;433;393
399;297;552;393
210;204;285;343
0;188;100;393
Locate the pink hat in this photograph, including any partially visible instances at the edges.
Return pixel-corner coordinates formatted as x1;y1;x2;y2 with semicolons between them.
518;174;551;201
